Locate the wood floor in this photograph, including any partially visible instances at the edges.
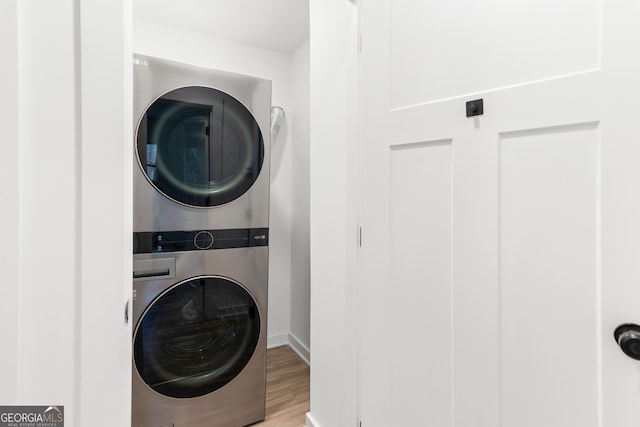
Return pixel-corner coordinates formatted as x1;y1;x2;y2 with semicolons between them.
250;345;310;427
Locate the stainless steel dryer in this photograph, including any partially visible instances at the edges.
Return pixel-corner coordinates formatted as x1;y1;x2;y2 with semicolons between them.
132;230;269;427
133;54;271;232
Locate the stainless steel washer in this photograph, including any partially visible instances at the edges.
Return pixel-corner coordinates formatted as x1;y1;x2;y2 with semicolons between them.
132;230;268;427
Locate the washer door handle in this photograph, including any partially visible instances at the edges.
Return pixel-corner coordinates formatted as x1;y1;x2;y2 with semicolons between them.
133;269;171;279
614;324;640;360
133;258;175;282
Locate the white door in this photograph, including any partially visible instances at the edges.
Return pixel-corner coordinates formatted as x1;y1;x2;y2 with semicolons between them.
358;1;640;426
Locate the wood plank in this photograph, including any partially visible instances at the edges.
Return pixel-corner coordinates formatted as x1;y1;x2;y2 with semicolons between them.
250;345;310;427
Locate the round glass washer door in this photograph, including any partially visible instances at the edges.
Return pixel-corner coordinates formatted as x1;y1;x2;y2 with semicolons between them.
133;276;261;398
136;86;265;207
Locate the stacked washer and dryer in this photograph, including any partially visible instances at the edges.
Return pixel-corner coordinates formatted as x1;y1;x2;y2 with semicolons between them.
131;55;271;427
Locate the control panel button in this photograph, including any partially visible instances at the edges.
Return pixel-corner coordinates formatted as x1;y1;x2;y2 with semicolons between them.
194;231;214;250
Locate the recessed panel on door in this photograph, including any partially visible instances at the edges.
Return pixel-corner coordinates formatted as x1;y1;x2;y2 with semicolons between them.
390;0;600;108
499;123;599;427
390;140;453;426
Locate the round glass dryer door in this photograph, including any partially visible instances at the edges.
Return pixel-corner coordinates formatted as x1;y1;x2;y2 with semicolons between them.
136;86;265;207
133;277;261;398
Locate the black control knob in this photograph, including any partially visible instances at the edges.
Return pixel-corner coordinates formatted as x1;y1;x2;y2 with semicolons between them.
614;324;640;360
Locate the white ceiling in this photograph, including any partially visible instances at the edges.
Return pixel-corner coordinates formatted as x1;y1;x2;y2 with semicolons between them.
133;0;310;54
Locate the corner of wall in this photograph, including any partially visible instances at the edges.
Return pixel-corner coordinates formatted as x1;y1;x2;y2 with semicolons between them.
305;412;321;427
288;332;311;365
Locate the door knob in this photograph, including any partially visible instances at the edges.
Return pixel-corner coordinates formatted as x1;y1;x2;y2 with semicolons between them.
614;324;640;360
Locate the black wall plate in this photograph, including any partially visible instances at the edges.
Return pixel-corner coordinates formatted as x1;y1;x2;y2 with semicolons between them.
466;99;484;117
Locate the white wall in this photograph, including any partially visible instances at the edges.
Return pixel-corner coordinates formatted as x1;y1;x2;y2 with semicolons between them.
18;2;78;413
79;2;133;426
290;39;311;361
0;1;132;426
0;0;20;402
308;1;359;426
133;19;301;349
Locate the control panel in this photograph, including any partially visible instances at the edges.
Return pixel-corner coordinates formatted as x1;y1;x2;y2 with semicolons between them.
133;228;269;254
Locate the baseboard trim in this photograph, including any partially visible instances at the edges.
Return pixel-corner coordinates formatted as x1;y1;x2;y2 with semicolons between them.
305;412;321;427
267;333;289;349
288;332;310;365
267;332;311;365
